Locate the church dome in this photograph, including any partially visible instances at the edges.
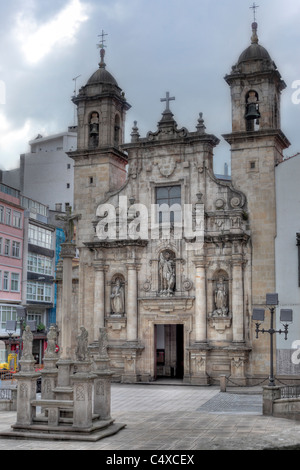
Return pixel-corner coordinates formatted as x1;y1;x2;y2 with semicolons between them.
87;66;118;86
238;42;271;64
86;46;119;87
237;22;272;65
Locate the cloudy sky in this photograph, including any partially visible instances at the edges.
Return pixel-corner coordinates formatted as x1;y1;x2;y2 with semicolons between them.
0;0;299;174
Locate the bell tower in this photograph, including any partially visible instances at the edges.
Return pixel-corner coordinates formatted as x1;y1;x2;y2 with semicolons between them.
223;20;290;375
69;34;131;245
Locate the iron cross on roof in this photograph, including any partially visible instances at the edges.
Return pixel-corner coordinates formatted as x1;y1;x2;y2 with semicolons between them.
161;92;175;111
97;29;108;49
250;2;259;22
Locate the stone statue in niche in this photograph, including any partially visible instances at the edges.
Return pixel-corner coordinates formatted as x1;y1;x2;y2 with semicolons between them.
213;276;228;317
159;251;176;296
110;277;125;315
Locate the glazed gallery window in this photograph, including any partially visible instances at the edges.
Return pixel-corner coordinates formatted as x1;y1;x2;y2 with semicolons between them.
12;241;21;258
0;305;17;330
3;272;9;291
10;273;20;292
4;239;10;256
27;281;52;303
5;208;11;225
13;211;22;229
155;185;182;224
28;224;53;249
27;253;52;276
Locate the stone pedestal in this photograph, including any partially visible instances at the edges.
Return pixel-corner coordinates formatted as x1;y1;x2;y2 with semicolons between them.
262;386;281;416
188;343;211;385
54;359;73;401
41;357;58;400
71;361;93;429
15;360;39;427
93;356;113;420
121;342;144;383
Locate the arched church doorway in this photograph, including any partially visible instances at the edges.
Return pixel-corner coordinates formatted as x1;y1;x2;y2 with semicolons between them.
154;324;184;380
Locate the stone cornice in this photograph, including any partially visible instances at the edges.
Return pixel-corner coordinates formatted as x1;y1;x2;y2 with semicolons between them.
222;129;291;150
84;239;148;250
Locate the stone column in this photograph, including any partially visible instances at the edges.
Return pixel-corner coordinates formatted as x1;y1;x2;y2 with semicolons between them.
60;242;76;359
232;256;244;342
193;257;207;343
93;263;107;341
55;242;76;400
126;264;139;342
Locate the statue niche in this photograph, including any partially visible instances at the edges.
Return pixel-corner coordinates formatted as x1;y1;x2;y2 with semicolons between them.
89;111;99;148
159;250;176;296
212;275;229;317
110;276;125;315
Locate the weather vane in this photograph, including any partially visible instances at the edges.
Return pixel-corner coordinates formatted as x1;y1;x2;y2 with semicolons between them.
250;2;259;22
97;30;108;49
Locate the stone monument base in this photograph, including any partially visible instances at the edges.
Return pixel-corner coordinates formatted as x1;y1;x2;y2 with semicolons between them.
0;419;125;442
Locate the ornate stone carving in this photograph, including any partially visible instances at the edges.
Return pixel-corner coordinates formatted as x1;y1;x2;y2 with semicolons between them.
98;328;109;357
56;206;81;243
182;277;193;291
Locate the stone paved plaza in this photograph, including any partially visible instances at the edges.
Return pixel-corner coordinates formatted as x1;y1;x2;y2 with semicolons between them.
0;382;300;450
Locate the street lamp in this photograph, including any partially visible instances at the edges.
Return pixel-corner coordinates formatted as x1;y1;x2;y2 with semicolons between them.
5;321;17;355
252;293;293;387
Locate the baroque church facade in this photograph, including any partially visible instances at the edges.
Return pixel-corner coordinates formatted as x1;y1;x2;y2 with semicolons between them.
56;21;290;385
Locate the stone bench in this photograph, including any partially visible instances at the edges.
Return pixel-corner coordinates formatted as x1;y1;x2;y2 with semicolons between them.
31;399;74;426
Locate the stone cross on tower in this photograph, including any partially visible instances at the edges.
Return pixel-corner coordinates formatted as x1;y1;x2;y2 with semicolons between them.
249;2;259;21
160;92;175;112
97;30;108;67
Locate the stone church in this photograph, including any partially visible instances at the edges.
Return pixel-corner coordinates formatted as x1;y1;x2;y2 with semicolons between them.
57;20;290;385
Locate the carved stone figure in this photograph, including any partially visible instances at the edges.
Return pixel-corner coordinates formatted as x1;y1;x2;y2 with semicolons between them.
159;251;175;295
110;278;125;314
98;328;109;357
22;325;34;360
45;326;57;358
75;326;89;361
213;276;228;316
56;206;81;243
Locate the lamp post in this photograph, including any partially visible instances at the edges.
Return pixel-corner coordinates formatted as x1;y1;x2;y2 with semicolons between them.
5;321;17;355
252;293;293;387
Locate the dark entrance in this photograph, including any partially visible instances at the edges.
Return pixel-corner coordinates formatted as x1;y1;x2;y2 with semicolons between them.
154;324;184;379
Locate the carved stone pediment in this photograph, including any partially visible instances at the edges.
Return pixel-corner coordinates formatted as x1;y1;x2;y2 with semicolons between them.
140;296;194;313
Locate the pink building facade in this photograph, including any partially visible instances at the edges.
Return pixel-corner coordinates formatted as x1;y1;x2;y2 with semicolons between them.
0;184;24;341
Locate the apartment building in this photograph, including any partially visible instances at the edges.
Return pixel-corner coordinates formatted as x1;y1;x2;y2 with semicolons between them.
0;184;24;362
